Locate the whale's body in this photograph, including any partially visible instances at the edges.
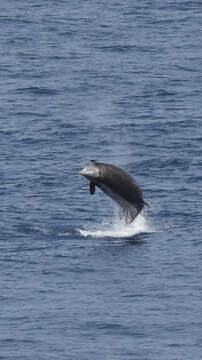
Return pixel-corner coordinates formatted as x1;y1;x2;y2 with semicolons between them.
79;161;149;223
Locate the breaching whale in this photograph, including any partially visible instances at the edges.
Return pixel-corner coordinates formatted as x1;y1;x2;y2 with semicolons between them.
79;160;150;223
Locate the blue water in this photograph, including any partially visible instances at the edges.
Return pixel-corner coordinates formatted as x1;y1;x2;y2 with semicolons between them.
1;1;202;359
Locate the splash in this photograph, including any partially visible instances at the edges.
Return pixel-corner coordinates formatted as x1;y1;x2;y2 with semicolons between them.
77;214;155;238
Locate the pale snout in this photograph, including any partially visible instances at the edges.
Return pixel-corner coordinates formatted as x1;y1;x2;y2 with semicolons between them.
79;164;99;179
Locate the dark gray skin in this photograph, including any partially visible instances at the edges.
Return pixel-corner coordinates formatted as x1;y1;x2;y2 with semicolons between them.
79;160;150;223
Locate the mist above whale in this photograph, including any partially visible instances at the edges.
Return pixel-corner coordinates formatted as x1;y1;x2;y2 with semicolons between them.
79;160;150;223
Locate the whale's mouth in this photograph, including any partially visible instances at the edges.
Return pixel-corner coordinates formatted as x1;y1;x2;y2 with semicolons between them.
79;164;100;179
79;168;88;176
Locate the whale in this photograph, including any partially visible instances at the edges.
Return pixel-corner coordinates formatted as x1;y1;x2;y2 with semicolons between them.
79;160;150;223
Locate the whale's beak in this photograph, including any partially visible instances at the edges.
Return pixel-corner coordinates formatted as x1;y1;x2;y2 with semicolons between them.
79;168;86;176
79;164;99;179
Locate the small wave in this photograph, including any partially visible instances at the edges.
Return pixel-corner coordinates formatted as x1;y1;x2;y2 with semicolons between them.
13;87;60;95
78;214;155;239
58;232;71;237
31;226;51;235
31;225;72;238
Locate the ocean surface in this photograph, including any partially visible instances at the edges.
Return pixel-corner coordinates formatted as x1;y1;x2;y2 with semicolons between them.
1;1;202;359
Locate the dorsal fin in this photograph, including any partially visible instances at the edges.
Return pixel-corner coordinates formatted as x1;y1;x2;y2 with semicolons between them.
90;181;95;195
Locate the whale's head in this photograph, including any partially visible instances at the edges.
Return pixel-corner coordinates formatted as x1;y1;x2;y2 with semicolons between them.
79;161;100;180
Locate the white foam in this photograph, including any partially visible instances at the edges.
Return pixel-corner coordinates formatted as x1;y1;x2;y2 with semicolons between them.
78;214;155;238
